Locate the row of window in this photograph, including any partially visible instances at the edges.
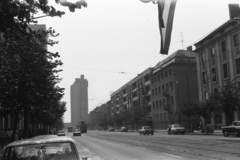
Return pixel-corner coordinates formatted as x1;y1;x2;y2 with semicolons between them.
153;113;168;122
152;96;174;108
202;59;240;85
201;33;239;62
151;68;172;84
151;81;173;96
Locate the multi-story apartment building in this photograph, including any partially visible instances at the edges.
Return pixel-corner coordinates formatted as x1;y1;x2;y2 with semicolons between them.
194;11;240;128
70;75;88;127
110;68;152;129
151;50;199;130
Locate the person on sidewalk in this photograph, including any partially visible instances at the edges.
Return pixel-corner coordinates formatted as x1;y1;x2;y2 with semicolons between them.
0;129;6;148
6;129;12;144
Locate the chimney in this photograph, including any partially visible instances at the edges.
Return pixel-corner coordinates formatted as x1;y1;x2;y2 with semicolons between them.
187;46;192;51
228;4;240;19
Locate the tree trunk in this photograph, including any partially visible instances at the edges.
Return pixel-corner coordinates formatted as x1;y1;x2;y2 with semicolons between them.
12;112;19;142
23;107;29;139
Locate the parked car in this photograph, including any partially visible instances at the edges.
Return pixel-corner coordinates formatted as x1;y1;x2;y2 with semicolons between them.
221;121;240;137
139;126;154;135
120;127;128;132
108;127;115;132
57;130;66;136
167;124;186;135
73;129;81;136
1;135;81;160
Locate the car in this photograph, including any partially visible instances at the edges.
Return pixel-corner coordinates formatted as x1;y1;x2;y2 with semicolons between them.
167;124;186;135
139;126;154;135
120;127;128;132
57;130;66;136
73;129;81;136
221;121;240;137
108;127;115;132
1;135;81;160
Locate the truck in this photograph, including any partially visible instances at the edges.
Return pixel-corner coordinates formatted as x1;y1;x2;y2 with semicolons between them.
67;126;74;133
78;121;87;133
139;126;154;135
221;121;240;137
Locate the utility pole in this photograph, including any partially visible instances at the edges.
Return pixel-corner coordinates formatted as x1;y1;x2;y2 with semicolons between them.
180;32;185;49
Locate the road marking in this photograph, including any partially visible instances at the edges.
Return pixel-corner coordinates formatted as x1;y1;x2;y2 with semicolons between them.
161;153;183;159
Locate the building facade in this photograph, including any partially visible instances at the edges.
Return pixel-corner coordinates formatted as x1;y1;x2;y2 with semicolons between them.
151;50;199;130
110;68;152;130
70;75;88;127
194;18;240;128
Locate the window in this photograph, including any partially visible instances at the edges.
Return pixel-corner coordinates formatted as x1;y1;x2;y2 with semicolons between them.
158;86;161;94
210;47;215;57
156;101;158;108
159;100;162;107
221;41;226;52
153;101;155;108
164;113;167;121
204;91;208;100
223;63;229;79
152;89;154;96
155;88;157;95
236;58;240;75
161;73;164;79
166;83;169;90
170;81;173;89
157;114;159;122
212;68;217;82
233;34;239;47
169;68;172;75
214;88;218;94
154;76;157;83
158;74;160;81
171;96;174;104
163;99;165;105
165;70;168;77
202;72;207;85
160;113;163;121
201;52;206;62
162;85;165;91
151;78;153;84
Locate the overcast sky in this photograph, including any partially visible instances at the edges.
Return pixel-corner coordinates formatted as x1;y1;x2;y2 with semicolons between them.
41;0;239;122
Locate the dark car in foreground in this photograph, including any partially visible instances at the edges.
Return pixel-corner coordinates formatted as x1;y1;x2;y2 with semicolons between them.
139;126;154;135
120;127;128;132
221;121;240;137
1;135;81;160
73;129;81;136
167;124;186;135
108;127;115;132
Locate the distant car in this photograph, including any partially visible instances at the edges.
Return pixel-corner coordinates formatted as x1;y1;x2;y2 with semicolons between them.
108;127;115;132
120;127;128;132
221;121;240;137
1;135;81;160
73;129;81;136
167;124;186;135
139;126;154;135
57;130;66;136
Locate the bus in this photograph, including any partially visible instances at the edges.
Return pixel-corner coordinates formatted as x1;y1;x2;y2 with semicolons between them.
77;121;87;133
68;126;74;132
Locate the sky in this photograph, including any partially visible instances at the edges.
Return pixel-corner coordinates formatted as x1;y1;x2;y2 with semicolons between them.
38;0;240;123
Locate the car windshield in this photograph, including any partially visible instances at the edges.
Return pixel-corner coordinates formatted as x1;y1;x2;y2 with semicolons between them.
144;126;151;129
173;124;181;127
9;142;77;160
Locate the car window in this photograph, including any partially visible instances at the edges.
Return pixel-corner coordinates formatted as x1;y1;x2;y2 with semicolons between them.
11;142;77;160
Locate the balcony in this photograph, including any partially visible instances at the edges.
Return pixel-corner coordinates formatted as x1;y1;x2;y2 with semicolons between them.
144;80;150;86
133;97;138;101
132;87;138;93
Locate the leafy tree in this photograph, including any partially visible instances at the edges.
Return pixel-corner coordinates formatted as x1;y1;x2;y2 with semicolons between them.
179;101;198;130
216;81;240;125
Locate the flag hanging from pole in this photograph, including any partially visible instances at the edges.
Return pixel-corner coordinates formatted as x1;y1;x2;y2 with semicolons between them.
139;0;177;55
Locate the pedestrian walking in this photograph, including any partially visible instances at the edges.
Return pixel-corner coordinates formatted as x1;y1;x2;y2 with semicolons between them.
6;129;12;144
0;129;6;148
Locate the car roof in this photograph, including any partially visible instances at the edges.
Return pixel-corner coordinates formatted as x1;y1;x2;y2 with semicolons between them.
6;135;75;148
